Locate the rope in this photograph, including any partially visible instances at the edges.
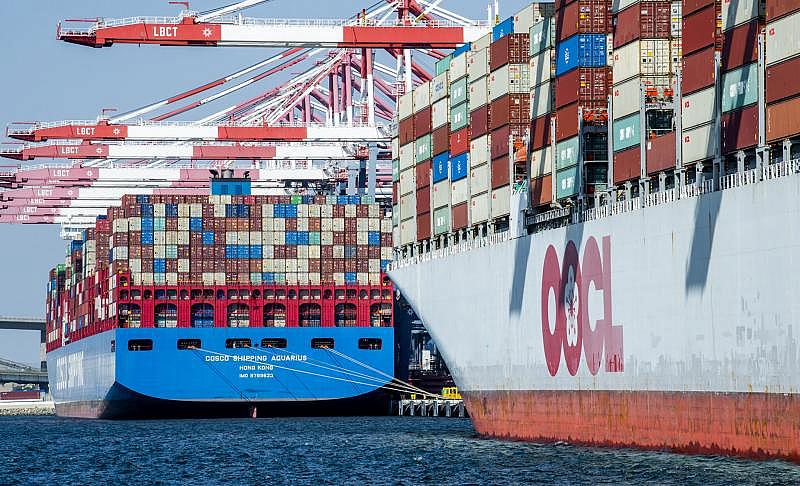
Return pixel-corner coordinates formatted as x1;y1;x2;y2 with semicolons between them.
326;347;445;399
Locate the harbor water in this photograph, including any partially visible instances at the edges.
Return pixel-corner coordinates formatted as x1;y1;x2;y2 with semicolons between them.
1;416;798;484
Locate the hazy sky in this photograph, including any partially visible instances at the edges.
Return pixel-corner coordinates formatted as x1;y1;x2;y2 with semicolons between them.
0;0;531;366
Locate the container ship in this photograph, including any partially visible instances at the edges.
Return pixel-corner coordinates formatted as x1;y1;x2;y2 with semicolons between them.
388;1;800;461
45;173;397;419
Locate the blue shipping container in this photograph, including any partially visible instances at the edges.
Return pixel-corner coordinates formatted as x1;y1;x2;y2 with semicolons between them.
368;231;381;246
225;245;237;259
555;34;607;77
165;204;178;217
493;17;514;41
189;218;203;232
337;196;349;205
154;259;166;273
250;245;263;258
432;151;450;183
141;204;154;216
262;272;275;283
450;152;469;181
202;231;215;245
237;246;250;259
141;232;154;245
452;42;471;57
345;272;357;283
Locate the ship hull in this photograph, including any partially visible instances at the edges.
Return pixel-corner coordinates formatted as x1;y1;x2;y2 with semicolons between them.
390;172;800;461
47;327;395;419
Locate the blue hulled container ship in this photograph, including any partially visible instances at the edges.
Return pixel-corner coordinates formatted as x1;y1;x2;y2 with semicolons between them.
45;174;397;418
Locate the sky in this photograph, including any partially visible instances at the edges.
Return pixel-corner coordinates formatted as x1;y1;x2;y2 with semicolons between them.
0;0;531;366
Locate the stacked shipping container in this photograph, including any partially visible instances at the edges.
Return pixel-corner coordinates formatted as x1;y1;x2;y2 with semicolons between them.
45;194;395;350
529;15;556;207
611;0;681;183
765;4;800;152
554;0;610;199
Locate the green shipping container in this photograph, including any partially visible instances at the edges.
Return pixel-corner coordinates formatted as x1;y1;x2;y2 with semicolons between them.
613;113;641;152
529;17;555;56
436;55;453;76
392;205;399;226
556;165;579;199
721;62;758;113
556;136;580;169
414;134;432;163
433;206;451;235
392;159;400;182
290;195;302;204
309;232;321;245
450;77;468;106
450;102;469;131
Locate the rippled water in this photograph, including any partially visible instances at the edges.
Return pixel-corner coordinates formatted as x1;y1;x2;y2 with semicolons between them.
1;416;798;485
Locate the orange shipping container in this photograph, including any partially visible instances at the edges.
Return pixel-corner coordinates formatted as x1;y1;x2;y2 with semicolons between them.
530;175;553;207
766;95;800;143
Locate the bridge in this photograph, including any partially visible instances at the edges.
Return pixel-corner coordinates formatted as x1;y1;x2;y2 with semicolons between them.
0;317;48;389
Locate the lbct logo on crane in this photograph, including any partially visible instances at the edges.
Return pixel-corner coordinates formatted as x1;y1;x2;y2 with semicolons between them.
540;236;623;376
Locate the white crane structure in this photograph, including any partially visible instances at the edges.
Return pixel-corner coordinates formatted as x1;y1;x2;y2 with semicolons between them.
1;0;495;237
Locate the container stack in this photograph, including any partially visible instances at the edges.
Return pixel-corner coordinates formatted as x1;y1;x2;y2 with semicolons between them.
611;0;681;185
396;91;416;246
718;0;763;162
553;0;610;201
529;15;556;208
487;15;531;223
467;35;492;230
430;69;449;238
413;81;433;242
448;46;470;233
678;0;719;168
765;3;800;154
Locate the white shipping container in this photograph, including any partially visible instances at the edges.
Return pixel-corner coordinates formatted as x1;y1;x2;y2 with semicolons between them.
470;163;490;194
529;48;553;87
530;145;554;178
399;142;414;171
399;168;415;196
613;40;671;83
470;134;490;166
682;123;715;163
681;87;716;130
432;98;450;130
612;77;642;119
530;81;553;119
467;48;490;80
671;2;682;37
766;12;800;66
449;52;468;81
671;39;682;74
470;192;490;223
431;72;449;102
489;64;530;101
399;219;417;245
469;76;489;111
471;32;492;53
432;180;451;208
513;3;539;34
413;81;432;112
392;138;399;159
451;178;470;205
400;192;416;221
721;0;761;31
491;185;511;218
399;92;413;120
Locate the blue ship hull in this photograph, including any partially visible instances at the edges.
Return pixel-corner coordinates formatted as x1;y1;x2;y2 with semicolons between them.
46;327;395;419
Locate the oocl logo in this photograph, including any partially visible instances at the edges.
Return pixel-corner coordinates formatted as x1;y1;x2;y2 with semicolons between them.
541;236;623;376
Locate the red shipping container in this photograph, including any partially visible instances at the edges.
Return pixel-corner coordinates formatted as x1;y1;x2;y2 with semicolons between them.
721;20;759;72
491;124;527;159
432;125;450;155
415;161;431;188
767;95;800;142
554;67;611;109
766;56;800;104
557;0;612;42
416;187;431;214
556;103;579;141
489;33;530;70
417;212;431;241
531;175;553;207
682;5;717;56
766;0;800;21
450;127;470;155
721;105;758;154
681;46;716;95
646;132;677;175
491;155;510;188
399;117;415;146
413;106;432;136
489;94;530;130
614;1;672;48
451;202;469;230
470;105;490;138
682;0;714;16
555;0;578;9
613;145;641;184
530;114;552;151
392;182;398;201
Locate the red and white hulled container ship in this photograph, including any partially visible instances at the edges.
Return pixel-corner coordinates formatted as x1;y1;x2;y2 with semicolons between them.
389;1;800;461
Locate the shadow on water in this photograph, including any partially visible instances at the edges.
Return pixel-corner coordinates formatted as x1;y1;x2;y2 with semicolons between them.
685;187;722;294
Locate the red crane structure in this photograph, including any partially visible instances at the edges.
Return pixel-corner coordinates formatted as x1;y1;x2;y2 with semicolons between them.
1;0;493;238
